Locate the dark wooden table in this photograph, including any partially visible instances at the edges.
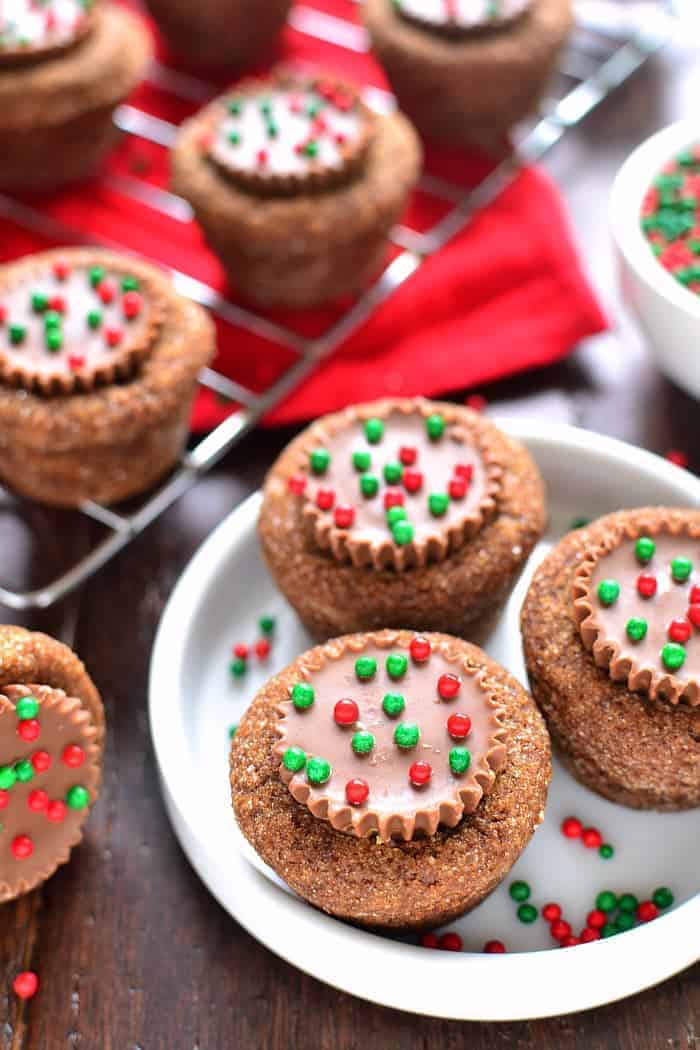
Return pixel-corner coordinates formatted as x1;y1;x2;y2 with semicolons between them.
2;29;699;1050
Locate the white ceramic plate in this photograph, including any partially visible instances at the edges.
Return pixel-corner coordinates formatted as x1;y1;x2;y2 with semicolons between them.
149;420;700;1021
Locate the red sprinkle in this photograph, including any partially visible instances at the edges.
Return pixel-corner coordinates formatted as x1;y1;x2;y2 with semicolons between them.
550;919;571;941
31;751;51;773
439;932;463;952
483;940;506;954
48;295;66;313
542;903;561;922
581;827;603;849
580;927;601;943
11;835;33;859
409;761;432;787
28;789;48;813
448;478;467;500
17;719;40;743
637;573;658;598
384;490;405;510
256;149;268;167
53;260;70;281
0;790;8;809
334;698;359;726
105;326;122;348
587;909;607;929
446;713;471;740
688;604;700;628
233;643;249;660
637;900;659;922
46;800;67;823
399;446;417;466
12;972;39;1000
665;449;689;469
690;585;700;605
287;475;307;496
437;673;461;700
562;816;583;838
122;291;143;319
403;470;423;494
464;394;487;412
454;464;474;482
316;488;335;511
0;305;6;324
254;639;270;661
68;353;85;371
410;636;431;663
420;932;439;949
97;280;116;305
668;618;691;644
334;504;355;528
345;777;369;806
560;935;580;948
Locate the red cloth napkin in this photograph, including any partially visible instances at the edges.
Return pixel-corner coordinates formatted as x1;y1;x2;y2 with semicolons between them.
0;1;607;430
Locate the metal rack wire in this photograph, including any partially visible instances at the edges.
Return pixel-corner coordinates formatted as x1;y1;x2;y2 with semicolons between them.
0;0;677;610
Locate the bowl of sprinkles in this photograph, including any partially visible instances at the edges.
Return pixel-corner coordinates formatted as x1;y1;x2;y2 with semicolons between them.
611;120;700;400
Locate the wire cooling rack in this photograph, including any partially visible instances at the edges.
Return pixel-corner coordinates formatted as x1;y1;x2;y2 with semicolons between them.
0;0;677;610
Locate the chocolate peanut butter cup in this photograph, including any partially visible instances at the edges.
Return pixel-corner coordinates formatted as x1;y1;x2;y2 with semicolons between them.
363;0;573;148
0;0;151;191
0;248;215;507
171;69;421;308
521;508;700;810
0;625;104;901
259;397;545;639
232;630;550;928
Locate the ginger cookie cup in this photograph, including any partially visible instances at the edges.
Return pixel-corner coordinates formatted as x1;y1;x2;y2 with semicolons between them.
171;69;421;308
521;508;700;811
144;0;291;70
363;0;573;148
258;397;546;639
0;625;104;901
0;247;215;507
231;630;550;929
0;0;151;192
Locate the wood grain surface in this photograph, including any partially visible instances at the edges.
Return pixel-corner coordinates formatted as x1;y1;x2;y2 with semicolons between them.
1;22;699;1050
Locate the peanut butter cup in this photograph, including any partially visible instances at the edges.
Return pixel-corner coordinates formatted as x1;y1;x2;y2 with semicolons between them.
171;69;421;308
231;630;550;928
259;397;546;639
521;508;700;810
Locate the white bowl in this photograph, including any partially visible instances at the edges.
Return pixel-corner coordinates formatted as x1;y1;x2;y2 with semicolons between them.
610;119;700;398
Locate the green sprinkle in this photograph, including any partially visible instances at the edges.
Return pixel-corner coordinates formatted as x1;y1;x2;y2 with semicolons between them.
386;653;408;680
597;579;620;606
259;615;275;635
570;516;590;530
635;536;656;563
228;130;241;146
31;291;48;313
291;682;314;709
87;309;102;330
352;450;371;472
310;448;330;474
364;418;384;444
392;521;414;545
66;785;89;810
89;266;105;287
626;618;648;642
386;506;406;526
652;886;674;909
43;310;61;330
601;924;618;938
596;891;617;913
9;324;26;345
0;766;16;790
306;757;331;785
671;556;692;582
16;696;38;720
382;692;405;717
229;657;246;678
228;99;242;116
355;656;377;681
228;724;238;740
282;746;306;773
259;99;273;117
351;730;375;755
662;642;686;671
599;844;614;860
14;760;32;783
46;329;62;352
121;276;139;292
509;880;531;902
425;413;445;440
618;893;639;913
383;462;403;485
360;474;379;498
394;722;419;749
517;904;538;924
428;493;449;517
266;122;279;139
449;747;471;775
304;140;319;158
615;912;635;932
